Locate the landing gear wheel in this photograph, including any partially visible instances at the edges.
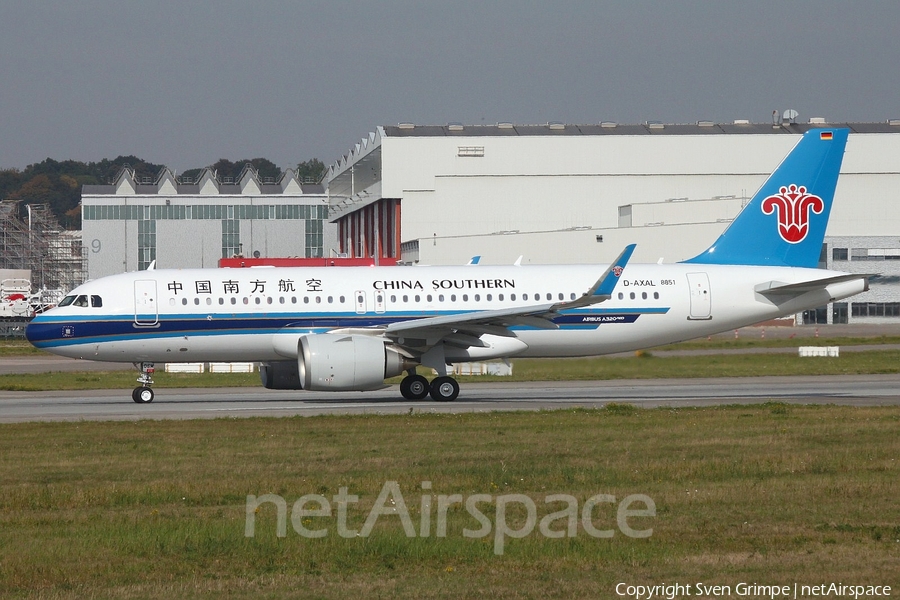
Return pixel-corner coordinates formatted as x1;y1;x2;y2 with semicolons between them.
132;387;154;403
400;375;430;400
429;376;460;402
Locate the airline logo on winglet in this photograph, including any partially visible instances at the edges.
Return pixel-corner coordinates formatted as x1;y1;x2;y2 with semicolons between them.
761;184;824;244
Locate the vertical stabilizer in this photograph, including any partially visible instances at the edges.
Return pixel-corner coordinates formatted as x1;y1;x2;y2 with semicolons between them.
684;128;848;267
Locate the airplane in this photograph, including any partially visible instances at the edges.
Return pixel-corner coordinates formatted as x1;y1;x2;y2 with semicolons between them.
26;128;867;404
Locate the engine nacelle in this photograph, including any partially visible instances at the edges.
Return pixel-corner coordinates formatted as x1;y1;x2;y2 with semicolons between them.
259;360;303;390
299;334;409;391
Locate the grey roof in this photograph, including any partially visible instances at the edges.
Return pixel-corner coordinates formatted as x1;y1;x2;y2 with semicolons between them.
382;121;900;137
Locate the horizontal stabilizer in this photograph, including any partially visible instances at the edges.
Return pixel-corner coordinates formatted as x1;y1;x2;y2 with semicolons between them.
755;274;870;296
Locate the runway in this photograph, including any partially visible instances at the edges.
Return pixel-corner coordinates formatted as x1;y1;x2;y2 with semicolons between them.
1;374;899;423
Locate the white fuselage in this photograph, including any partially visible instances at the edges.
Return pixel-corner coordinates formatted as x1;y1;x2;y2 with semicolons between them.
26;262;865;363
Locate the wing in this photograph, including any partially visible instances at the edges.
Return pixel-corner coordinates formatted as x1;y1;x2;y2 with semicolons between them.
373;245;636;351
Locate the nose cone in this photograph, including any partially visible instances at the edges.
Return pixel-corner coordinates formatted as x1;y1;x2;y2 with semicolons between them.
25;314;54;349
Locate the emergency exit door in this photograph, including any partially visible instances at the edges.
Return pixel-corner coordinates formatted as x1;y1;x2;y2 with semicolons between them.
686;272;712;320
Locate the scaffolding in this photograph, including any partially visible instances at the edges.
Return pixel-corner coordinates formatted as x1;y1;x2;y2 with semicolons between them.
0;199;86;300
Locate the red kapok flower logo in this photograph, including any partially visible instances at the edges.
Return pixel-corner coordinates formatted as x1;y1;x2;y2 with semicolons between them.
761;184;824;244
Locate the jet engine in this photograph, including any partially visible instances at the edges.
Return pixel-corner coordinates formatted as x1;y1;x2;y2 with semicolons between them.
260;334;411;391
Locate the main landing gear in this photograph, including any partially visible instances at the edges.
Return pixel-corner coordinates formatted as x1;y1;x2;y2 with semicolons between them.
399;372;460;402
132;362;155;403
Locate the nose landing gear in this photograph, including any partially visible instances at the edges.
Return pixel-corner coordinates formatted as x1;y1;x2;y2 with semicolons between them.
132;362;155;403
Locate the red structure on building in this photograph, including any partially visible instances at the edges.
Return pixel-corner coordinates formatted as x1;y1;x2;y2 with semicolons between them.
218;257;385;268
334;198;401;264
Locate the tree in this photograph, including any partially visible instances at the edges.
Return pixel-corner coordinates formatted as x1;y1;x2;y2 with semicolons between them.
0;169;23;201
296;159;325;183
210;158;282;183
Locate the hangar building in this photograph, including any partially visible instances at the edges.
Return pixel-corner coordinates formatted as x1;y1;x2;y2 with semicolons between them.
325;119;900;324
82;164;335;281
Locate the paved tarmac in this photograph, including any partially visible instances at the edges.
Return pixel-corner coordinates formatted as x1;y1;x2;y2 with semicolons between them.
1;374;898;423
3;323;899;422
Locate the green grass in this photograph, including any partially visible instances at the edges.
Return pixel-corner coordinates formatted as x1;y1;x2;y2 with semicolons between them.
0;370;259;391
1;406;898;598
3;333;899;359
0;340;48;356
653;334;900;351
3;350;900;391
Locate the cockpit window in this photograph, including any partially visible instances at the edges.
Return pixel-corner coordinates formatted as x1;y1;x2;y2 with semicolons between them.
91;295;103;308
58;295;76;307
72;295;89;307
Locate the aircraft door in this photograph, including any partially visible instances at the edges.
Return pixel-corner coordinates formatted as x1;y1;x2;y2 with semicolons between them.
355;290;367;314
374;290;386;314
134;280;159;326
686;272;712;320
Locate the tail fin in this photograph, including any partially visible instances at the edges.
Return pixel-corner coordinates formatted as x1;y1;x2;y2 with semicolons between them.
684;128;848;267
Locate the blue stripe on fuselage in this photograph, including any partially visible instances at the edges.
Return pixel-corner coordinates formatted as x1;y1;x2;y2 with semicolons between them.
26;306;670;348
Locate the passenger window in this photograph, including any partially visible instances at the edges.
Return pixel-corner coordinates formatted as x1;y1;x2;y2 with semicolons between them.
415;295;420;302
182;298;188;305
315;296;321;304
91;295;103;307
230;297;237;305
243;297;249;305
194;298;200;305
304;297;309;304
522;294;528;301
654;292;659;299
451;294;457;302
439;294;445;302
630;292;635;300
340;296;346;303
511;294;516;301
558;293;564;301
486;294;492;301
169;298;176;306
618;292;624;300
642;292;647;300
426;294;432;302
391;295;397;303
474;294;480;301
403;295;409;303
218;298;225;305
499;294;504;301
206;297;213;305
327;296;333;303
570;293;576;300
547;293;552;301
462;294;469;302
254;297;261;304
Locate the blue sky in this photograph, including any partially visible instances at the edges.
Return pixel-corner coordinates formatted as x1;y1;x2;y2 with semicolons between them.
2;1;897;172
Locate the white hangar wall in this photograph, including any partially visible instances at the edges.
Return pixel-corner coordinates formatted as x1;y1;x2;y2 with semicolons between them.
376;130;900;267
327;122;900;324
380;133;800;243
